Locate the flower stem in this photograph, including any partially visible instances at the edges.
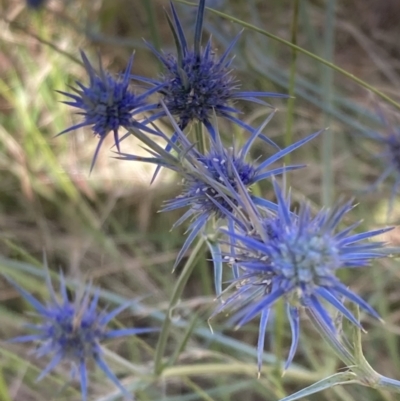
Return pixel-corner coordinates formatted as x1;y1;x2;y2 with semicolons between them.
284;0;299;167
154;238;205;375
306;309;355;368
321;0;336;207
141;0;161;53
195;121;207;154
161;362;323;383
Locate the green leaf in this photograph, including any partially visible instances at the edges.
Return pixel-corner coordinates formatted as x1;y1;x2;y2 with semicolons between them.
279;372;357;401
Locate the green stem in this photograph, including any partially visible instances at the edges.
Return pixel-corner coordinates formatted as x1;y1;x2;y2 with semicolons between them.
174;0;400;111
306;309;355;368
0;367;11;401
154;238;205;374
161;362;322;383
1;17;82;66
195;122;207;154
284;0;299;166
141;0;161;53
161;363;323;383
321;0;336;207
198;250;213;296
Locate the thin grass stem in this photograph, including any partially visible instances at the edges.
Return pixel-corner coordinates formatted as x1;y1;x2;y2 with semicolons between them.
154;238;205;375
284;0;299;166
141;0;161;53
321;0;336;207
174;0;400;111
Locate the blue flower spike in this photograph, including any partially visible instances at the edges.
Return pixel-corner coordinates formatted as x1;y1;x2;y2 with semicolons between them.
7;269;157;401
58;50;161;171
215;178;392;373
131;0;288;140
118;106;320;282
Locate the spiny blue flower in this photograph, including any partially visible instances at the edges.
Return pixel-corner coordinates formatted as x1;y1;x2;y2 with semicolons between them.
58;50;160;171
117;107;319;280
7;271;156;401
213;179;391;372
131;0;287;142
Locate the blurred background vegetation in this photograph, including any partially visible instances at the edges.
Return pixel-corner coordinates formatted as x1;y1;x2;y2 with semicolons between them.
1;0;400;400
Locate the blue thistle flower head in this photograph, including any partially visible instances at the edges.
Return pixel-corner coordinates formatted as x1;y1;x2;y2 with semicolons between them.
132;0;287;140
118;107;320;273
160;45;237;127
58;50;160;171
213;179;392;371
7;270;156;400
180;147;255;219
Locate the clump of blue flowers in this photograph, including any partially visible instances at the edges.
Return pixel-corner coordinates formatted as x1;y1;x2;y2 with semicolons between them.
14;0;399;399
7;270;156;400
212;178;391;371
118;106;319;276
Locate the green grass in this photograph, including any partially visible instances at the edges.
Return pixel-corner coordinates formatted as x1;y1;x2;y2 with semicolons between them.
1;0;400;400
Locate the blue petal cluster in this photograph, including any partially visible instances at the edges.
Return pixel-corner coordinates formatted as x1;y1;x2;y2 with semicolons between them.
8;272;155;401
53;0;395;385
213;179;391;371
58;0;287;175
132;0;287;138
58;51;159;170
